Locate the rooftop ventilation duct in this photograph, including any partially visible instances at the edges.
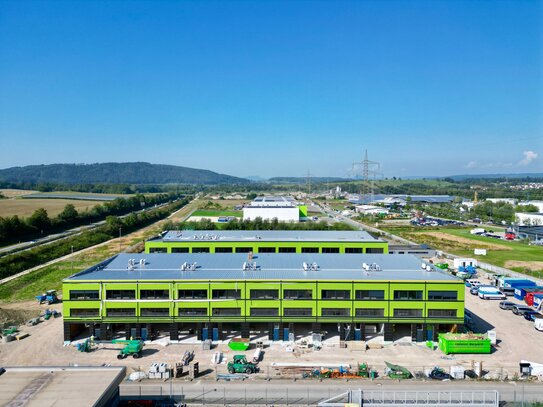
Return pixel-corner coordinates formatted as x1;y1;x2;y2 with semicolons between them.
303;262;308;271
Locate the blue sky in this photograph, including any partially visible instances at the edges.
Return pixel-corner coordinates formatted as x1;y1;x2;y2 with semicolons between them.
0;0;541;178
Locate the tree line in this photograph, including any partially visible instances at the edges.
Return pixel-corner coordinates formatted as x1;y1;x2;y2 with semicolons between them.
0;192;185;246
0;196;192;280
163;217;356;231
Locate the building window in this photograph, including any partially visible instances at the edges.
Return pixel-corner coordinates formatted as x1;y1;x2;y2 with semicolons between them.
428;309;457;318
178;289;207;299
345;247;363;254
393;309;423;318
106;290;135;300
393;290;423;301
428;291;458;301
192;247;210;253
258;247;276;253
301;247;319;253
69;290;99;301
70;308;100;317
355;290;385;300
283;289;312;300
171;247;189;253
212;289;241;300
250;289;279;300
178;308;207;316
322;247;340;253
106;308;136;317
140;289;169;300
141;308;170;317
321;308;350;317
355;308;385;317
278;247;296;253
149;247;167;253
284;308;312;317
215;247;233;253
366;248;384;254
235;247;253;253
212;308;241;316
250;308;279;316
322;290;350;300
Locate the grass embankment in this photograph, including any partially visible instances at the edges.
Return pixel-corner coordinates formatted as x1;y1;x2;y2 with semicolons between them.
191;210;242;217
0;198;195;303
381;224;543;277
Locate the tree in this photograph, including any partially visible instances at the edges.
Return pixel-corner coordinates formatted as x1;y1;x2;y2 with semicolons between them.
104;216;123;235
58;204;78;223
27;208;51;233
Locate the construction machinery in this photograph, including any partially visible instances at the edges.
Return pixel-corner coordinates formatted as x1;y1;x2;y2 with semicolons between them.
35;290;59;305
310;363;377;379
112;339;144;359
2;326;18;336
385;361;412;379
77;338;94;352
227;355;257;374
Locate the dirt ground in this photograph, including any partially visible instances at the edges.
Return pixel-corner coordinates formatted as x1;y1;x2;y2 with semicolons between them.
1;278;542;381
0;198;100;218
505;261;543;271
417;232;510;251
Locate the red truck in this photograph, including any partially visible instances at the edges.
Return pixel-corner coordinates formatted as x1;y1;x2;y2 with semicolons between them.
525;291;543;306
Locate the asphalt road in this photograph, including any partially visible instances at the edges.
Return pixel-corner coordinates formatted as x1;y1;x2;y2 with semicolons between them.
121;380;541;403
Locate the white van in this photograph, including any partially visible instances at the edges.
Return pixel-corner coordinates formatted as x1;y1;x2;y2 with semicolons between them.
535;318;543;332
478;286;506;300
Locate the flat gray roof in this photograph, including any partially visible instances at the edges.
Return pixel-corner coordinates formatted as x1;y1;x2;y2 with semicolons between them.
0;366;125;407
67;253;459;282
150;230;384;243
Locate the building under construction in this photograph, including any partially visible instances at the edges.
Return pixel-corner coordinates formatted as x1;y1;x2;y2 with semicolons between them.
62;252;464;343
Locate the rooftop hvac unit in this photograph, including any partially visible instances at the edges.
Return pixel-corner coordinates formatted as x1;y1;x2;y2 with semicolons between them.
311;262;319;271
303;262;308;271
426;265;433;271
242;262;248;271
421;262;427;270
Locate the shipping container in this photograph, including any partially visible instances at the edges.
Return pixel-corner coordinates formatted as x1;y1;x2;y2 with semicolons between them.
438;333;491;355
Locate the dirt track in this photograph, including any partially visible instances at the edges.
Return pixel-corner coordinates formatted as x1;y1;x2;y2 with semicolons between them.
418;232;510;251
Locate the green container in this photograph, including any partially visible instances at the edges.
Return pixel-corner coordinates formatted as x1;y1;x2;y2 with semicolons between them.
228;339;250;351
438;333;491;355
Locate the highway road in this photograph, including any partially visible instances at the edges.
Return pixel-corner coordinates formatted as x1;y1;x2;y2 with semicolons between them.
121;379;541;404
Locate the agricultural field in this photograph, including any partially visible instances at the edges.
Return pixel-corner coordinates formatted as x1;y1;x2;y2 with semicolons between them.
0;198;100;218
0;189;37;198
381;224;543;277
22;191;132;201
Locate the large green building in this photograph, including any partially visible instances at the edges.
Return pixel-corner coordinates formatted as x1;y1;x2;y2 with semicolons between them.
62;253;464;343
145;230;389;254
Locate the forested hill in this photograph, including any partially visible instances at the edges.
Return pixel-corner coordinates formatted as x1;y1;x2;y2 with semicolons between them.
0;163;251;185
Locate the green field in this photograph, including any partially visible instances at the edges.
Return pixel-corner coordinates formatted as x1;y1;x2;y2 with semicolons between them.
191;210;242;217
381;225;543;277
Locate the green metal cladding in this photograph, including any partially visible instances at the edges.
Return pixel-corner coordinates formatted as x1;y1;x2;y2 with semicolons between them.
63;279;464;325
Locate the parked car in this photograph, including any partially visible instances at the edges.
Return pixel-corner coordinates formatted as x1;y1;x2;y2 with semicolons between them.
469;287;480;295
478;286;506;300
465;279;481;288
512;305;534;315
524;311;542;321
499;301;517;310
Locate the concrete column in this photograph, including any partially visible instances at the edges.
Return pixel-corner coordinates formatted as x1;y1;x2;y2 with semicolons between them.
170;322;179;341
384;323;394;342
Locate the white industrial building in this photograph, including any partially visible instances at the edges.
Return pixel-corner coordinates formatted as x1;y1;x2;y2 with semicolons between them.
243;196;300;222
516;213;543;226
355;205;390;215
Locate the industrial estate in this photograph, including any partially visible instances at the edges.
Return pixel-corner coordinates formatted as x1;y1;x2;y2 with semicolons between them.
2;187;543;406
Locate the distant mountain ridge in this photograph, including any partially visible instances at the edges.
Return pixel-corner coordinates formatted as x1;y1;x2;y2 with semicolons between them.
446;173;543;181
0;163;251;185
269;176;351;184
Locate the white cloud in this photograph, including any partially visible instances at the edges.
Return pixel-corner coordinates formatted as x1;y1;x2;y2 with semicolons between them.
465;161;477;169
518;150;538;166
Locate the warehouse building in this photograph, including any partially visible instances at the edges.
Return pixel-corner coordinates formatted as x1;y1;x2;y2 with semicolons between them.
243;196;306;221
62;253;464;343
145;230;389;254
